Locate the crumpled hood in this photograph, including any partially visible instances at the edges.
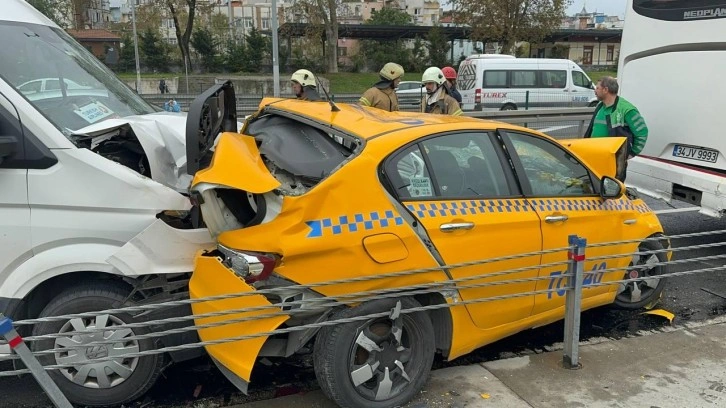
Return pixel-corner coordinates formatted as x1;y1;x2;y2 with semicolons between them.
74;112;191;192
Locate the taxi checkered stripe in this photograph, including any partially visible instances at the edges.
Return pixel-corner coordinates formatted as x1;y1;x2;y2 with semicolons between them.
304;199;651;237
306;210;404;238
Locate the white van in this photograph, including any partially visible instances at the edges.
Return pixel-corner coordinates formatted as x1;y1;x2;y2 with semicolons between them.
457;56;598;111
0;1;214;406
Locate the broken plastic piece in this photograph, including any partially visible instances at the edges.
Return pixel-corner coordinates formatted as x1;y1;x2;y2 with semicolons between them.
480;393;491;399
641;309;675;324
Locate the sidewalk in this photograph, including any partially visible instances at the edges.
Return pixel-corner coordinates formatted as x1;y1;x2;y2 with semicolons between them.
236;316;726;408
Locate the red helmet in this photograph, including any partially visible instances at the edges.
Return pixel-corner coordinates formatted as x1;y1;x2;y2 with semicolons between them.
442;66;457;80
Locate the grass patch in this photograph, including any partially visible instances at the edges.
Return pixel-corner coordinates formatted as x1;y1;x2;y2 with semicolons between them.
587;71;617;82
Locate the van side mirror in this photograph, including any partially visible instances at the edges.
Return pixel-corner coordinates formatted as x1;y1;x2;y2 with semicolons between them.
0;136;18;165
600;175;624;199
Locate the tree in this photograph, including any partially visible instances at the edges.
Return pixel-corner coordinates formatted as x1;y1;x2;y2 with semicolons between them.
140;28;169;72
161;0;211;73
287;0;340;73
223;41;246;73
117;34;137;73
358;6;414;73
191;27;219;73
450;0;571;54
244;28;269;73
409;37;428;72
27;0;71;28
426;25;451;67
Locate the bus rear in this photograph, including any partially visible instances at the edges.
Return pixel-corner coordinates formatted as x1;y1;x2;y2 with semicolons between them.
619;0;726;217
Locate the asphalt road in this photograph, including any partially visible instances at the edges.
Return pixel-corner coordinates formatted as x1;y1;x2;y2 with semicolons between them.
3;196;726;408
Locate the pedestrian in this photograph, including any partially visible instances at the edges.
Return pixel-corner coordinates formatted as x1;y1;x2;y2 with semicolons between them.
164;98;180;112
421;67;463;116
359;62;404;111
584;76;648;182
441;66;462;103
290;69;322;101
159;78;167;94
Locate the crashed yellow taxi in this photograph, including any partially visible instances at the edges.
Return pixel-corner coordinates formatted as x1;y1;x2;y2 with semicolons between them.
185;83;669;408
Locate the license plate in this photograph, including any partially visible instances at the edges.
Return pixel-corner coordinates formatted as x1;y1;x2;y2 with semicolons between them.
672;144;719;163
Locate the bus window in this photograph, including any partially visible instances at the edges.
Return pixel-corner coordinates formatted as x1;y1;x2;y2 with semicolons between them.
511;71;536;88
572;71;593;89
483;71;507;88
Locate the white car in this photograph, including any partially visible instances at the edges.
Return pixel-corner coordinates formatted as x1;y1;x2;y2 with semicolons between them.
0;2;215;407
17;77;92;94
395;80;425;107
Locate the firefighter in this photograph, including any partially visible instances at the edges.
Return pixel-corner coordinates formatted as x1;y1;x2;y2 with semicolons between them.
421;67;463;116
291;69;322;101
359;62;404;111
441;66;462;103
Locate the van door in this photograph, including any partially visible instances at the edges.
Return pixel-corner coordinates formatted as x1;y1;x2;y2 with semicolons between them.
0;93;32;295
571;69;595;107
538;66;571;108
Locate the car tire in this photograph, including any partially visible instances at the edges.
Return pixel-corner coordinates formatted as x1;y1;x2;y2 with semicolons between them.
31;282;164;407
500;104;517;111
613;239;668;309
313;297;434;408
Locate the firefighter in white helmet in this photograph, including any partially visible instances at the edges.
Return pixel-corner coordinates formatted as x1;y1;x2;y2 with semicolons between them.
291;69;322;101
359;62;404;111
421;66;463;116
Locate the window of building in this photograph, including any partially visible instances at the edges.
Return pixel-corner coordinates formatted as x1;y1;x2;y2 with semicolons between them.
606;45;614;62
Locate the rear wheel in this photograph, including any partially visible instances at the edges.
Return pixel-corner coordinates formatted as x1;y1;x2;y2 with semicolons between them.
614;239;668;309
313;298;434;408
500;103;517;111
32;282;164;407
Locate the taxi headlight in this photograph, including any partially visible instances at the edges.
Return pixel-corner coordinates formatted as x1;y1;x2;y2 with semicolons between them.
217;245;280;283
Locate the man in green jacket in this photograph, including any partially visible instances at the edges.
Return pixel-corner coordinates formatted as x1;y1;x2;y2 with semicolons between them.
584;76;648;181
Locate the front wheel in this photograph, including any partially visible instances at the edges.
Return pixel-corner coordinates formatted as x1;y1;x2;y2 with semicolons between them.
613;239;668;309
31;282;164;407
313;298;435;408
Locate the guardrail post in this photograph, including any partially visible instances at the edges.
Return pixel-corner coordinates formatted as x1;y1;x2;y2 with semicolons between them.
0;314;73;408
525;91;529;111
577;119;586;138
563;234;586;369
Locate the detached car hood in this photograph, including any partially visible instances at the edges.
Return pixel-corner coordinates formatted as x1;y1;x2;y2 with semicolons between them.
74;112;191;192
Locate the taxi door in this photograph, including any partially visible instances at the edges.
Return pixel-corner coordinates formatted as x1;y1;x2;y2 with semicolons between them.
384;131;542;329
498;130;631;315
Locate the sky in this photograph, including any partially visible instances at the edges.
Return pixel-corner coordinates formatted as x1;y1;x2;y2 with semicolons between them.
567;0;627;18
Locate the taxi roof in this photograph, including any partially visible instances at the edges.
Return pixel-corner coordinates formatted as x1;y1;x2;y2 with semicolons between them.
257;98;515;140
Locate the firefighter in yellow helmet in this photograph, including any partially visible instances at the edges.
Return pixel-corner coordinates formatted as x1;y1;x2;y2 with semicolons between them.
290;69;322;101
421;67;463;116
359;62;404;111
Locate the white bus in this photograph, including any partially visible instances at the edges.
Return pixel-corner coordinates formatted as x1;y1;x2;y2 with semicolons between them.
619;0;726;217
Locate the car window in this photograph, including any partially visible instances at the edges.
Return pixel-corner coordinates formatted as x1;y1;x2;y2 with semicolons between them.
572;71;591;88
45;79;60;91
483;71;507;88
398;83;413;91
507;132;596;197
540;70;567;88
511;70;536;88
386;133;512;199
18;81;41;94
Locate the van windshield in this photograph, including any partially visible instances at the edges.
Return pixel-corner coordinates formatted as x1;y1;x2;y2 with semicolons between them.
0;21;156;141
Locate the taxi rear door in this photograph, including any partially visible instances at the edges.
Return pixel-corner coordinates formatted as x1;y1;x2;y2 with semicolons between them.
383;131;542;329
497;129;632;315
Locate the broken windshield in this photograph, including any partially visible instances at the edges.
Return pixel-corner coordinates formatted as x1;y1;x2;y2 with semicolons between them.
0;21;156;142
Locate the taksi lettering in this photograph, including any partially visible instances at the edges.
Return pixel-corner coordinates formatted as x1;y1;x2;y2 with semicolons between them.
684;8;726;19
546;262;607;299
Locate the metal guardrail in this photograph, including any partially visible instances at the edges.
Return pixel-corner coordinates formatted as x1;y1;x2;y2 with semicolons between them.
142;93;595;138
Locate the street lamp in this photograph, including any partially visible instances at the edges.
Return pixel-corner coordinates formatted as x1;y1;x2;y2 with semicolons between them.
271;0;280;96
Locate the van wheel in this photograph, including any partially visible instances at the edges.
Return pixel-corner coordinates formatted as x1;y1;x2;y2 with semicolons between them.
613;239;668;309
500;104;517;111
31;282;164;407
314;298;434;408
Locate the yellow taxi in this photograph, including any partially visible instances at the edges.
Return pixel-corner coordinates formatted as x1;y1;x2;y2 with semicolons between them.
186;87;669;408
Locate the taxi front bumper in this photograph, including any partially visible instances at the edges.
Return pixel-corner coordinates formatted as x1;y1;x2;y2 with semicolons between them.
189;253;289;391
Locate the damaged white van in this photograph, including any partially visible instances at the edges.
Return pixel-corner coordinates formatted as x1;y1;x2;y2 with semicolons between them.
0;1;214;406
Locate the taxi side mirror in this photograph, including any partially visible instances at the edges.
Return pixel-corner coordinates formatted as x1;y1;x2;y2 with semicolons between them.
600;175;624;199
